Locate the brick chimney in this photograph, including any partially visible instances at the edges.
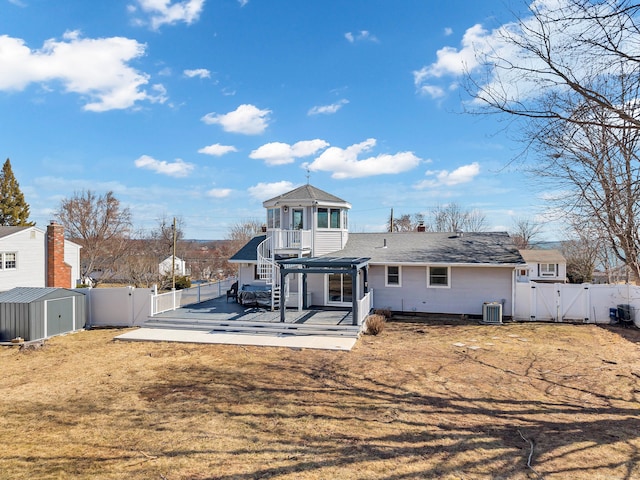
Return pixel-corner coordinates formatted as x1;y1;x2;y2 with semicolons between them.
47;221;71;288
417;221;426;232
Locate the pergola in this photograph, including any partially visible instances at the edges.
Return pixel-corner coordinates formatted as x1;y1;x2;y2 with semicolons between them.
277;256;370;325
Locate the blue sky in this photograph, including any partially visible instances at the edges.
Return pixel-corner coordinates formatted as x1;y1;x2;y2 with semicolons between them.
0;0;549;239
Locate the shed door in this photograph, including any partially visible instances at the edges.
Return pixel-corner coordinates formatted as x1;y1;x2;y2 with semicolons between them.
46;297;74;337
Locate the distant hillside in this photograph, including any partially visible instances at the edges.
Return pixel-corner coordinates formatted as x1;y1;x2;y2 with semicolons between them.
533;240;563;250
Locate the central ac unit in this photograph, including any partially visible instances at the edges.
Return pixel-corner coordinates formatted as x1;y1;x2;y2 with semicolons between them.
482;302;503;324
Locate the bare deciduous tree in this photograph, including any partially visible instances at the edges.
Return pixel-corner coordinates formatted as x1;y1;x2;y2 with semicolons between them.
510;217;543;250
388;212;425;232
430;203;487;232
225;219;264;276
228;218;264;244
470;0;640;280
560;218;605;283
55;190;132;285
151;215;185;258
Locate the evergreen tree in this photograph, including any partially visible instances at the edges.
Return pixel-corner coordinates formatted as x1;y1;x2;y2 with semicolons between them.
0;158;34;226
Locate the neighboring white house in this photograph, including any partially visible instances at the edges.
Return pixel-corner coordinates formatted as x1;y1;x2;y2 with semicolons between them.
229;184;525;320
0;222;82;291
159;256;189;277
517;249;567;284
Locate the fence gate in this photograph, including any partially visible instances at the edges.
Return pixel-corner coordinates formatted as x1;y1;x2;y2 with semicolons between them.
528;283;590;322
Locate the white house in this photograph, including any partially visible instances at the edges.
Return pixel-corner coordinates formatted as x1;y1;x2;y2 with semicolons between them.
0;221;82;291
229;184;525;321
517;249;567;283
159;256;189;277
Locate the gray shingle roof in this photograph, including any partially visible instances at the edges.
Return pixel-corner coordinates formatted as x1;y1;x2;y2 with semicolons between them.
264;184;348;205
0;226;30;239
329;232;525;265
228;234;266;263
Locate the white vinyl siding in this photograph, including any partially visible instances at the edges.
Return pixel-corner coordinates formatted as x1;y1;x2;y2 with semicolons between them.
0;228;45;290
313;230;348;256
368;265;514;316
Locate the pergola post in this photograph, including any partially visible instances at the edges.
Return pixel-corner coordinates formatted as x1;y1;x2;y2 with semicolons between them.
302;273;308;309
280;267;286;322
276;257;371;326
351;266;358;325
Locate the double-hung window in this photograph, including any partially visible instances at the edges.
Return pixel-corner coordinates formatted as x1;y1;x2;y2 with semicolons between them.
428;266;450;288
1;252;17;270
539;263;557;277
386;266;401;287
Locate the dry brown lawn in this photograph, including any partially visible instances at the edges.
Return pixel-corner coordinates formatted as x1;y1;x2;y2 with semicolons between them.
1;319;640;479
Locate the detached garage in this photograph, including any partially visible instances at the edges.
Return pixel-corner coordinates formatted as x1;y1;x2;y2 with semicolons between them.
0;287;86;342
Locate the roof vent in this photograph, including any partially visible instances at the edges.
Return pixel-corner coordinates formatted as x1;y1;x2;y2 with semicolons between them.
383;238;387;248
456;229;464;237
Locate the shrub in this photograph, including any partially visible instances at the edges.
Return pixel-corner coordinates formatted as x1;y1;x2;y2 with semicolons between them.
365;314;386;335
374;308;392;319
174;276;192;290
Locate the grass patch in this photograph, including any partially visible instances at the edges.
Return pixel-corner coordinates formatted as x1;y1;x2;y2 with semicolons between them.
1;321;639;479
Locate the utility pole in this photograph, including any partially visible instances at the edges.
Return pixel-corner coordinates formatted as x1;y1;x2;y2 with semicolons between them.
171;216;177;290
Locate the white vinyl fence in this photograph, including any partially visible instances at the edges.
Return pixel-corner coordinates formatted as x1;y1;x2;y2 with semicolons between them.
150;278;236;316
76;278;237;327
75;286;153;327
514;282;640;326
358;290;373;325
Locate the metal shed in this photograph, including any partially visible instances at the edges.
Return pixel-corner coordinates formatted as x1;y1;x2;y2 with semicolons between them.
0;287;86;342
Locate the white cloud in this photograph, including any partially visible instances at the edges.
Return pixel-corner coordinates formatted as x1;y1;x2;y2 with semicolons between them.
414;162;480;189
248;181;298;201
413;23;488;94
305;138;421;179
201;104;271;135
444;27;453;36
308;99;349;116
134;154;194;177
345;30;379;43
250;139;329;166
207;188;232;198
415;0;605;103
198;143;238;156
130;0;205;30
0;31;163;112
417;85;446;99
238;0;249;6
184;68;210;78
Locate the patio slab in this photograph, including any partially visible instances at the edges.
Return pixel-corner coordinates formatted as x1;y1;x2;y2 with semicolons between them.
115;327;357;350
